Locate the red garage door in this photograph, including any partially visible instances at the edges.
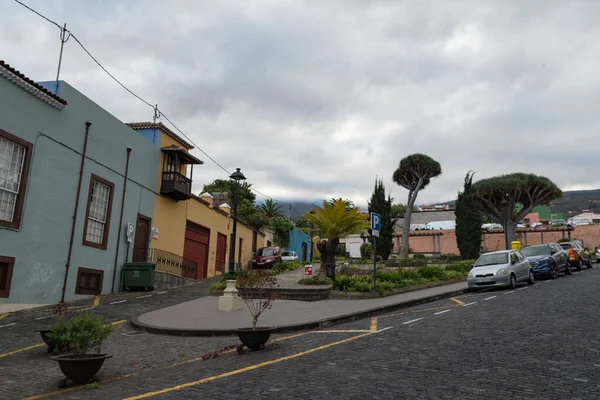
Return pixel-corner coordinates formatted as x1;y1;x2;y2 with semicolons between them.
183;222;210;280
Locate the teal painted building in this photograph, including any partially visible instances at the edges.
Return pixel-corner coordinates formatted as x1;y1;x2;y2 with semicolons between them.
287;226;312;262
0;61;159;308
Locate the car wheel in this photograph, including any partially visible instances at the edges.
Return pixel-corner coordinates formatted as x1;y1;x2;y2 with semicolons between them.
527;271;535;285
577;259;583;271
564;263;572;275
509;274;517;289
550;264;559;279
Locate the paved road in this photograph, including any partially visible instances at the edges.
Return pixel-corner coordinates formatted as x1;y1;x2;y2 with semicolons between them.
4;266;600;399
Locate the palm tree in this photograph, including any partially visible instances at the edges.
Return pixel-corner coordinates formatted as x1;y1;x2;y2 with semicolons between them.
328;198;355;211
258;199;284;221
304;199;369;277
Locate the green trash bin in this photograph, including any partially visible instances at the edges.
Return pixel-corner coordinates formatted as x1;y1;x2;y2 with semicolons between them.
122;262;156;292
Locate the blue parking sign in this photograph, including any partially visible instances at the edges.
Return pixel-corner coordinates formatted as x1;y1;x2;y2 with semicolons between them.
371;212;381;237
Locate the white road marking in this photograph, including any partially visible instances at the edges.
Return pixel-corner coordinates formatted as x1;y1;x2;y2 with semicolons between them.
484;296;497;301
403;318;424;325
77;306;95;312
462;301;477;307
434;309;451;315
594;364;600;367
136;295;152;299
574;378;589;383
504;291;515;295
110;300;127;305
545;280;552;283
376;327;394;333
156;291;167;295
35;316;52;320
517;287;528;291
0;323;16;328
573;272;579;275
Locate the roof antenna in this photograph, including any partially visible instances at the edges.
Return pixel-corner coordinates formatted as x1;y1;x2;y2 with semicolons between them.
54;23;70;95
153;104;160;123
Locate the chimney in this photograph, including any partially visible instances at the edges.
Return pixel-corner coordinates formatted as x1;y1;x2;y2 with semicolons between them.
199;192;214;206
219;202;231;215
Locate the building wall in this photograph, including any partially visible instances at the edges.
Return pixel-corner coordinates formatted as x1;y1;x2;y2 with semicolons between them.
395;210;456;231
287;227;311;261
402;225;600;255
148;131;263;277
0;80;158;305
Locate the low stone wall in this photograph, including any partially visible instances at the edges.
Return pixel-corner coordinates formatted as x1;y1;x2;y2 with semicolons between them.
399;224;600;255
154;271;198;290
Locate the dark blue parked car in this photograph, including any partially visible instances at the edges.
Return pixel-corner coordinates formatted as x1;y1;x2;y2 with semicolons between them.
521;243;571;279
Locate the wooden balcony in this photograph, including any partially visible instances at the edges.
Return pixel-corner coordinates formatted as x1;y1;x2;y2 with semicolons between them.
161;171;192;201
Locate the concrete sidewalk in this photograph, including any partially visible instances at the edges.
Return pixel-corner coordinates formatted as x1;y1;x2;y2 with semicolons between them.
131;281;468;336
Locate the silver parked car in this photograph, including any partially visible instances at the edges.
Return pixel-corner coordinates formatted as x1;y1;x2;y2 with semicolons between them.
281;251;298;262
467;250;534;291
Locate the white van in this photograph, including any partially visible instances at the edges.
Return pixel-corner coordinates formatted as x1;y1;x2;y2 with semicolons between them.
425;220;456;230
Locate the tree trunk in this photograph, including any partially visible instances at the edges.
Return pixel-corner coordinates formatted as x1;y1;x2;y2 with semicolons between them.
505;219;517;249
400;206;413;258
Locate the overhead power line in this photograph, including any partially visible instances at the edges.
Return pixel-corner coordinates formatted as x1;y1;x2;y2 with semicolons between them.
12;0;300;213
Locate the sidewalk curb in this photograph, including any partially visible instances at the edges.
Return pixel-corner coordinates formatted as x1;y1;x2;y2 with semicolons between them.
129;285;468;337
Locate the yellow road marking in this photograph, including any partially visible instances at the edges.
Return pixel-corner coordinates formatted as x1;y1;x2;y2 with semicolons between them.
0;343;45;359
0;312;9;321
111;319;127;326
23;373;138;399
314;330;371;333
450;297;465;305
124;332;374;400
93;296;100;307
25;331;313;398
370;317;378;332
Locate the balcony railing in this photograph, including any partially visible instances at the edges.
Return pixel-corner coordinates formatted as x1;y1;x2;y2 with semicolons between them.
148;248;198;280
160;171;192;201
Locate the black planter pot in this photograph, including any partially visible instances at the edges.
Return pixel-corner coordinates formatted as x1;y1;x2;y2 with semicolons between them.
236;328;272;351
36;329;64;353
51;354;112;385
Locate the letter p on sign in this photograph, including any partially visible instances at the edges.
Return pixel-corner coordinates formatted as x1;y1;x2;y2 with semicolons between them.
371;212;381;237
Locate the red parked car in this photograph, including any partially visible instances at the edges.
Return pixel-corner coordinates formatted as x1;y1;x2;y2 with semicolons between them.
251;247;282;269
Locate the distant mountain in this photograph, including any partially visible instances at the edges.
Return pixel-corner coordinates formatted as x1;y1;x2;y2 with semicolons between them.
432;189;600;216
285;201;321;219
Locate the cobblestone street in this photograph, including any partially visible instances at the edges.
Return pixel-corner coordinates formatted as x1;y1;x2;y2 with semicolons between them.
2;266;600;399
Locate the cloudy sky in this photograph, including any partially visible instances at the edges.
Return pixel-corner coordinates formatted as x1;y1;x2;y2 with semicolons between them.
1;0;599;209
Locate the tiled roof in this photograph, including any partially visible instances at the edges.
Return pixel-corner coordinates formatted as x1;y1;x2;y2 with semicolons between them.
0;60;68;107
126;122;194;149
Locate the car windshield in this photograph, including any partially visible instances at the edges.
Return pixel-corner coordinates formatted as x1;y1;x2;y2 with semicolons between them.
475;253;508;267
256;249;274;257
282;252;294;256
521;245;551;257
560;243;571;250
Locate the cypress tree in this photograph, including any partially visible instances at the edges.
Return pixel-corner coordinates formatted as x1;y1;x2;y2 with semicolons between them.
368;178;396;260
455;171;483;260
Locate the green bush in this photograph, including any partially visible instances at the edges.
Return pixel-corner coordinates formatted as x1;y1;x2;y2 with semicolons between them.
412;254;427;259
398;258;428;267
298;277;333;285
272;261;304;274
332;264;470;295
445;260;476;274
48;312;113;355
211;281;227;291
360;243;373;259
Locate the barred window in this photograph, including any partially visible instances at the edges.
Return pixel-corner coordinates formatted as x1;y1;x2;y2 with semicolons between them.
83;175;114;250
0;130;32;229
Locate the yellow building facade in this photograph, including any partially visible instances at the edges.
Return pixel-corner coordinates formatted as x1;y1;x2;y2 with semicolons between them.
128;122;263;279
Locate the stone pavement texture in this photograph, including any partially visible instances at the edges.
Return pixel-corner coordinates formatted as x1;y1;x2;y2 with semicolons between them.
133;281;468;334
11;265;599;399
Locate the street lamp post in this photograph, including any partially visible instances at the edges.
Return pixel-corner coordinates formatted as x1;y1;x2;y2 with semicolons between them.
501;194;509;250
227;168;246;280
309;210;315;262
218;168;246;312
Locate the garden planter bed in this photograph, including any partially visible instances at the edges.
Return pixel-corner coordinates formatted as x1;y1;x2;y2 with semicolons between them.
329;278;465;299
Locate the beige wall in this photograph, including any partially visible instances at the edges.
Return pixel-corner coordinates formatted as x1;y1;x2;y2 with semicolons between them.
151;130;263;277
397;225;600;255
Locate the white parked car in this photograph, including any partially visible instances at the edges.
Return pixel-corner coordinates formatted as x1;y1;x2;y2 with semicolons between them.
281;251;298;262
467;250;534;291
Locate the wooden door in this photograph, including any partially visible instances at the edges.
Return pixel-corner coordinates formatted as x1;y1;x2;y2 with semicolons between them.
184;222;210;279
302;242;308;261
133;214;152;262
215;233;227;274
